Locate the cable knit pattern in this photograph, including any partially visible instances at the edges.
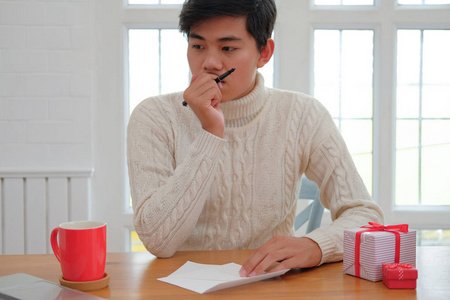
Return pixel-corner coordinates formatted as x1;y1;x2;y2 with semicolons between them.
279;99;302;236
127;73;384;262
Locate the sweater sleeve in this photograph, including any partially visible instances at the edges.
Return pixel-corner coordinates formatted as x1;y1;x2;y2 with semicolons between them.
127;100;225;258
302;101;384;265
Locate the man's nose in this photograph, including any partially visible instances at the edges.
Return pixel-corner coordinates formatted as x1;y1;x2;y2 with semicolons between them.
202;49;223;71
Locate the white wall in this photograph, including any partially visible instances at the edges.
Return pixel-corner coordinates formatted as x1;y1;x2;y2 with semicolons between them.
0;0;133;253
0;0;99;253
0;0;94;171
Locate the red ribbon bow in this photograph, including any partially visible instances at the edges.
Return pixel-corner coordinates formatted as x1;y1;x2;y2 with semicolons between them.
354;223;409;277
362;222;409;233
386;263;412;269
384;263;414;280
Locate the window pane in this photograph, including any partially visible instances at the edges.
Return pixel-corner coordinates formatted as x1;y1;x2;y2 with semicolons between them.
314;30;374;119
422;120;450;147
160;0;184;3
129;29;160;113
398;0;450;4
425;0;450;3
315;0;374;4
396;120;419;205
128;0;158;4
315;0;341;4
422;121;450;205
422;85;450;118
422;145;450;205
128;29;189;114
397;86;420;118
422;30;450;85
396;30;421;85
396;30;421;118
160;30;189;94
422;30;450;118
396;150;420;205
397;120;419;150
128;0;184;4
341;30;373;118
314;30;340;118
398;0;423;4
342;0;374;4
396;29;450;206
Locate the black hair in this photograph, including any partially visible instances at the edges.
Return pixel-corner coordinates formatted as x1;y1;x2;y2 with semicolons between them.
179;0;277;52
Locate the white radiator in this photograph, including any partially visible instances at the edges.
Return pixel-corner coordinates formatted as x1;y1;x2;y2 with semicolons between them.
0;169;93;255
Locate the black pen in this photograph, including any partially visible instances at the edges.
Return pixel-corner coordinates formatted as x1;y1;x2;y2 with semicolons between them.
182;68;236;106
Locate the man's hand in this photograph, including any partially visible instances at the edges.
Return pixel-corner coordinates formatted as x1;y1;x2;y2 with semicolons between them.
183;73;225;138
239;236;322;277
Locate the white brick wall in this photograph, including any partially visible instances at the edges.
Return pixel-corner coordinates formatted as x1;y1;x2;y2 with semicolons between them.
0;0;94;170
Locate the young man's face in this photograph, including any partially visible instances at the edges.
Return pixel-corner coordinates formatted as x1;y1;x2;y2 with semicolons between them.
187;16;271;103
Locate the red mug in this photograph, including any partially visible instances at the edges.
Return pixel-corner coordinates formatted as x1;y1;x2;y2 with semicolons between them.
51;220;107;282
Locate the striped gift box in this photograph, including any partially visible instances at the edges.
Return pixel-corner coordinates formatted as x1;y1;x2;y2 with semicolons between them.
343;227;416;282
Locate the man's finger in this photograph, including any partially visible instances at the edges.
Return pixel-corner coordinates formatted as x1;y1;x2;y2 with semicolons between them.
239;236;286;277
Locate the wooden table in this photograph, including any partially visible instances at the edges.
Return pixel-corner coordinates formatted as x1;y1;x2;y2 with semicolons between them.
0;246;448;299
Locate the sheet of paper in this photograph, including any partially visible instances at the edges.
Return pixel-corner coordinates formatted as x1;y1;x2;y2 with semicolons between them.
158;261;289;294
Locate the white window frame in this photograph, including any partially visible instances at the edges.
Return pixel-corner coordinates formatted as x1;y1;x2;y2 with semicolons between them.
278;0;450;229
93;0;450;251
391;22;450;228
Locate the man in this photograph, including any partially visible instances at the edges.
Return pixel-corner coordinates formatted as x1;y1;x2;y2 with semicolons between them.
127;0;383;277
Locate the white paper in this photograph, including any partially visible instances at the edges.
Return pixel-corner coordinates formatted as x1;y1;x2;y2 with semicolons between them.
158;261;289;294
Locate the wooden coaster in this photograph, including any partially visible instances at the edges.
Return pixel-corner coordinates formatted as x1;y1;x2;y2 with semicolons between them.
59;273;110;292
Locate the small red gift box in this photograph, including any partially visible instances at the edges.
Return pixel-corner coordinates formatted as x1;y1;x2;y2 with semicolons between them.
383;263;418;289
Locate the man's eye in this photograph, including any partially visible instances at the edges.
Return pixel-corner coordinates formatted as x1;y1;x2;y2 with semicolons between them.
222;46;236;52
192;45;203;49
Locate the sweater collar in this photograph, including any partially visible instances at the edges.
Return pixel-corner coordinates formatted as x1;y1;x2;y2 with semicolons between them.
220;72;267;127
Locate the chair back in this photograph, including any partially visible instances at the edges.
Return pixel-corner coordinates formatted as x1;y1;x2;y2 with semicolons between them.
294;176;324;234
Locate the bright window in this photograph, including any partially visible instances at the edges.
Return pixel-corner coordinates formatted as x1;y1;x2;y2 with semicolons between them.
314;0;374;5
396;29;450;206
128;29;189;114
398;0;450;4
128;0;184;5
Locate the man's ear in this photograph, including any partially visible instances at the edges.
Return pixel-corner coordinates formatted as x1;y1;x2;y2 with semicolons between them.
257;38;275;68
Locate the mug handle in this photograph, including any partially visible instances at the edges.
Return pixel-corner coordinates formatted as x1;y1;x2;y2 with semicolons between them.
50;227;61;262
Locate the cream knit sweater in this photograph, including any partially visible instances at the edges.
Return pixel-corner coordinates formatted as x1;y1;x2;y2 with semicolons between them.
127;73;383;265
